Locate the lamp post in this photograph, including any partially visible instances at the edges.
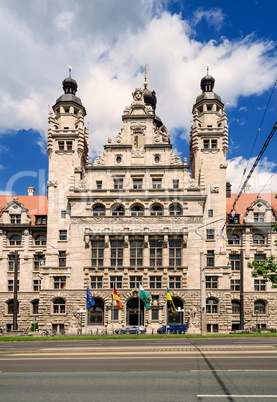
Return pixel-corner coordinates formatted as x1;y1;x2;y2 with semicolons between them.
77;308;86;335
255;308;259;330
177;306;184;324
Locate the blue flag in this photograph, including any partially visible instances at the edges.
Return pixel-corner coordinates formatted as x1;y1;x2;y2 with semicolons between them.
86;286;95;309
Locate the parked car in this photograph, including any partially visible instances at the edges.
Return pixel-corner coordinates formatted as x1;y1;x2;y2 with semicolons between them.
115;326;147;334
157;324;187;334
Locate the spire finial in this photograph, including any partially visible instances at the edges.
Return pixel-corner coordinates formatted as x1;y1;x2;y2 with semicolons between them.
144;65;150;88
206;63;210;75
68;64;72;78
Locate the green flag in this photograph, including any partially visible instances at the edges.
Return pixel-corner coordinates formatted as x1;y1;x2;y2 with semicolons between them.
139;284;151;309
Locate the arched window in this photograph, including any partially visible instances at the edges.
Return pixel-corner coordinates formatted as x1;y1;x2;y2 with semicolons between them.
35;235;46;246
112;205;125;216
7;300;19;315
93;204;105;216
169;203;182;216
254;300;266;315
232;300;240;314
150;204;163;216
131;205;144;216
206;298;218;314
228;234;240;245
32;299;39;315
10;235;21;246
253;234;265;245
53;298;66;314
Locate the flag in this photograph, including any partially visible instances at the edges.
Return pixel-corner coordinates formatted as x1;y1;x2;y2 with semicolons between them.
113;288;122;309
166;287;177;313
139;284;151;309
86;286;95;309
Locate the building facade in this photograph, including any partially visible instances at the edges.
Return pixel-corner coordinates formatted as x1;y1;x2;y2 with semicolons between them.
0;72;276;334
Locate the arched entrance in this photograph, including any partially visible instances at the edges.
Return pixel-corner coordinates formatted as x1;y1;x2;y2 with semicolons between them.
167;298;184;324
87;298;104;325
126;298;144;325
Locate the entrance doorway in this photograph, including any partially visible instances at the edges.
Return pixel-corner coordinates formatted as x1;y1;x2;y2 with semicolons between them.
126;298;144;325
167;298;184;324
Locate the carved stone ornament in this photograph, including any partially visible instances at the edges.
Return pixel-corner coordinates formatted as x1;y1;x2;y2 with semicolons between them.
189;179;197;188
114;133;123;144
94;152;106;166
123;105;132;115
132;88;143;102
170;152;182;165
153;125;170;144
145;105;154;115
211;185;219;193
78;180;86;189
220;163;228;169
47;180;57;188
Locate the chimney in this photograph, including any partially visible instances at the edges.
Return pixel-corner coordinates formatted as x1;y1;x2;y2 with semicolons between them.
226;181;232;198
27;186;35;196
245;184;251;193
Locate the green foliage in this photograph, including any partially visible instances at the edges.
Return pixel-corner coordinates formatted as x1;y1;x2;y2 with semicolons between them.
30;322;38;332
248;255;277;288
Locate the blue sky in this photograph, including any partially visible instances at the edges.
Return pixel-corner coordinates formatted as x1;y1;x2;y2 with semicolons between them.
0;0;276;195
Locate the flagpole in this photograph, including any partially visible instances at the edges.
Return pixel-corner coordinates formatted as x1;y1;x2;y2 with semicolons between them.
112;283;114;335
138;284;140;328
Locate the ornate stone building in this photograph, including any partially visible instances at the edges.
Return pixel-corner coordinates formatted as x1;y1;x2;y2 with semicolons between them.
0;72;276;334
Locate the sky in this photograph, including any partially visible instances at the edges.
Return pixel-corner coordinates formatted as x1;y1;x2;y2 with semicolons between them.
0;0;276;196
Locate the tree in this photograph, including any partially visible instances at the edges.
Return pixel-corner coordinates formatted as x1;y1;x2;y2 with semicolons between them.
248;255;277;288
248;222;277;288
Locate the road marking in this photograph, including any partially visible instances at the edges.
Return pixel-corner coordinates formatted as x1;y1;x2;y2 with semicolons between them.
1;355;277;360
198;395;277;398
191;369;277;372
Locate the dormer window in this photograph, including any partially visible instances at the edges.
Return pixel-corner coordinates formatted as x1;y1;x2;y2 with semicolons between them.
35;216;47;225
10;215;21;224
254;213;265;223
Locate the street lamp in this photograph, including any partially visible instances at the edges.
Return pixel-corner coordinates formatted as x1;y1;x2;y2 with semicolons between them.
176;306;184;324
77;308;86;335
255;308;259;330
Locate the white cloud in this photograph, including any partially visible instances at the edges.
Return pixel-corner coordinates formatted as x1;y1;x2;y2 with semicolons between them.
0;0;276;184
227;156;277;193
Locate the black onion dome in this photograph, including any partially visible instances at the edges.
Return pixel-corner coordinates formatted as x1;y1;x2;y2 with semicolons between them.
62;76;78;95
154;114;163;128
200;74;215;93
143;88;157;111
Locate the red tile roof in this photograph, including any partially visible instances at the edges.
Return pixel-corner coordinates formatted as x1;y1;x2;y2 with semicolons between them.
0;195;47;225
226;193;277;220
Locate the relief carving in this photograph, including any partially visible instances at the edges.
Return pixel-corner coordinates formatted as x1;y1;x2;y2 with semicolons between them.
94;152;107;166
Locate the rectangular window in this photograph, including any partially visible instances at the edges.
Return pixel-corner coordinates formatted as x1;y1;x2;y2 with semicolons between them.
110;239;124;266
35;216;47;225
91;276;103;289
208;209;213;217
61;210;66;218
254;254;266;262
110;276;123;289
8;254;20;272
111;309;119;320
8;280;19;292
58;141;65;150
54;276;66;289
169;276;181;289
152;178;162;189
206;229;215;240
150;237;163;266
254;213;265;223
133;179;143;189
10;215;21;224
33;279;41;292
203;139;210;149
130;276;142;289
173;179;179;189
211;139;218;148
230;279;240;291
151;309;159;321
149;276;162;289
59;230;67;241
130;237;143;266
34;254;45;271
66;141;73;150
114;179;123;190
228;214;240;224
206;276;218;289
91;239;104;267
229;254;241;271
206;250;215;267
96;181;102;190
169;238;182;266
58;251;66;267
207;324;218;333
254;279;266;291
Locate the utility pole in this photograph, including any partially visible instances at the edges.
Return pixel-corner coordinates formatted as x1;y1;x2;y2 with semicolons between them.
200;252;207;335
13;251;19;331
240;249;244;330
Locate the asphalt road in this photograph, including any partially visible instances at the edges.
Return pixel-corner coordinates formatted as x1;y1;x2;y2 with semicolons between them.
1;337;277;401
